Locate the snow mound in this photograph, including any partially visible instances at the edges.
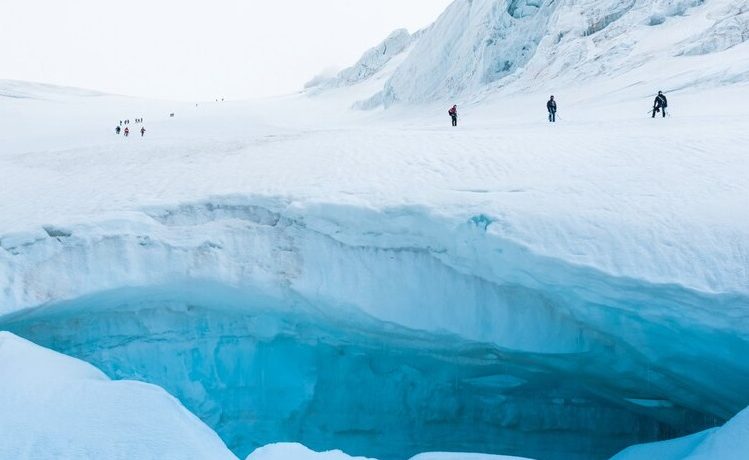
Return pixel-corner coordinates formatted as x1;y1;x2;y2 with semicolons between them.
247;443;376;460
410;453;533;460
611;405;749;460
0;331;237;460
246;443;532;460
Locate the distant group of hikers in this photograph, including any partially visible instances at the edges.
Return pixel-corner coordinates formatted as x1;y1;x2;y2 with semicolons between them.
115;118;146;137
447;91;669;126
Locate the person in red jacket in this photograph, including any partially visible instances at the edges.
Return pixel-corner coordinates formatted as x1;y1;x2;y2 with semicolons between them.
448;105;458;127
124;127;129;137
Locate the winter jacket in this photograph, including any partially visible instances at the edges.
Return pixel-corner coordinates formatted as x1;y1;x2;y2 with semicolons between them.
547;100;557;112
654;94;668;108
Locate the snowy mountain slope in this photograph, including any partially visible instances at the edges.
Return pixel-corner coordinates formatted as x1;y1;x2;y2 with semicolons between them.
307;28;418;90
0;331;237;460
331;0;749;107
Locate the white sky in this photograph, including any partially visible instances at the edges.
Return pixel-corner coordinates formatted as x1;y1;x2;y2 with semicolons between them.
0;0;451;101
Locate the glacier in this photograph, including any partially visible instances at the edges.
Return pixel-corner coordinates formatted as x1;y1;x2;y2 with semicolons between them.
2;0;749;458
315;0;749;108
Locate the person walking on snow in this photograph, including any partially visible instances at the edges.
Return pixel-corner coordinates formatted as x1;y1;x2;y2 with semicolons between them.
124;127;129;137
547;96;557;122
652;91;668;118
448;105;458;127
140;127;146;137
115;126;121;135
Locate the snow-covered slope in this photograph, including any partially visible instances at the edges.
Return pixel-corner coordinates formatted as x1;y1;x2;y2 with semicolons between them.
1;77;747;459
611;405;749;460
0;62;749;459
0;331;236;460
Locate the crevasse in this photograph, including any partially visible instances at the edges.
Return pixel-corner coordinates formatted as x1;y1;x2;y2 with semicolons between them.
1;199;747;460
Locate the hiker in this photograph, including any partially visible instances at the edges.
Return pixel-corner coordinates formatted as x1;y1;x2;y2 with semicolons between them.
652;91;668;118
124;127;129;137
547;96;557;122
115;126;121;135
448;105;458;127
140;127;146;137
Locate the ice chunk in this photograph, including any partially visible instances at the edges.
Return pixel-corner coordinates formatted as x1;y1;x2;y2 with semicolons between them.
247;443;375;460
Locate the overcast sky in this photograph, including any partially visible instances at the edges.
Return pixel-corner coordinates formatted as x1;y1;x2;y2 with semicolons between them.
0;0;451;101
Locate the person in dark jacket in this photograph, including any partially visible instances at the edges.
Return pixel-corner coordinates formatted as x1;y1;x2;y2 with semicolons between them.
652;91;668;118
448;105;458;127
547;95;557;122
115;126;121;135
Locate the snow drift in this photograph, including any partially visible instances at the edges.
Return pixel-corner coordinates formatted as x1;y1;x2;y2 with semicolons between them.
610;405;749;460
0;331;236;460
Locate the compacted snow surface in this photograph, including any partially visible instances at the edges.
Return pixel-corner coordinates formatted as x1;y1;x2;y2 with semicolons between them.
1;0;749;459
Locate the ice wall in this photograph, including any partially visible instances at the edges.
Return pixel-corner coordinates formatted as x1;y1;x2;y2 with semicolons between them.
1;199;747;460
